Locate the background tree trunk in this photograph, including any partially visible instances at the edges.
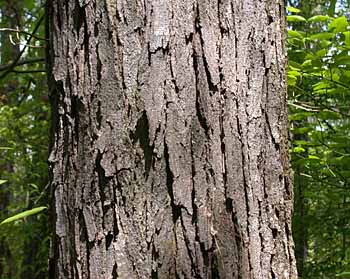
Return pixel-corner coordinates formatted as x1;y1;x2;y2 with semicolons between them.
48;0;297;278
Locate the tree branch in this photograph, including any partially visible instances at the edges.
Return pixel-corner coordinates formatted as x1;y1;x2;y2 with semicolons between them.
0;15;44;80
0;57;45;72
0;28;47;41
13;69;45;74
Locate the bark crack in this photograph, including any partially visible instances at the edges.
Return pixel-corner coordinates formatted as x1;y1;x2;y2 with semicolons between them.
179;212;200;278
192;40;210;138
164;140;181;224
235;98;253;274
130;111;153;178
195;3;218;93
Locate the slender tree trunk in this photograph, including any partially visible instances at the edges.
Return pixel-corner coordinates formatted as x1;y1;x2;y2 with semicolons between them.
48;0;297;278
291;128;309;278
293;164;308;278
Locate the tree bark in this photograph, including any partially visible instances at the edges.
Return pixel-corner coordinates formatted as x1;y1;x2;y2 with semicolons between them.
48;0;297;278
292;138;308;278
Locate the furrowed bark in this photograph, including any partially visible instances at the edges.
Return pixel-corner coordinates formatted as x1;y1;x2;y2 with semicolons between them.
48;0;297;278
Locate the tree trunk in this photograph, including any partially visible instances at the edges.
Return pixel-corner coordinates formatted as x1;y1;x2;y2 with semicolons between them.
292;164;308;278
47;0;297;278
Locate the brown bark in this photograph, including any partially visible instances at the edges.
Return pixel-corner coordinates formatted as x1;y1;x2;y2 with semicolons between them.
48;0;297;278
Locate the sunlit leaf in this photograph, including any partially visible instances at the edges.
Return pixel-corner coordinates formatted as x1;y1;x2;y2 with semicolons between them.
293;146;305;153
308;15;330;22
328;16;348;33
316;49;328;57
0;207;47;225
288;30;304;39
309;32;334;41
287;75;297;86
320;39;332;48
302;60;312;67
287;7;301;13
289;61;302;69
313;82;331;91
288;70;302;77
29;183;39;190
308;155;320;160
336;272;350;278
287;15;307;22
0;180;7;185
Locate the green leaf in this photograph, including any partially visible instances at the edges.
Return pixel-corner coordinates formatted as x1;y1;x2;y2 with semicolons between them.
328;16;348;33
309;32;334;41
288;30;304;39
304;53;318;61
287;6;301;13
294;140;319;147
344;31;350;46
320;39;332;48
287;75;297;86
289;112;314;121
312;81;336;95
29;183;39;190
336;272;350;277
293;146;305;153
313;82;331;91
0;147;13;150
0;180;7;185
334;55;350;66
308;15;330;22
287;38;304;47
289;61;302;69
302;60;312;67
308;155;320;160
288;70;302;78
316;49;328;57
0;207;47;225
287;15;307;22
313;88;337;95
318;110;341;120
291;127;313;134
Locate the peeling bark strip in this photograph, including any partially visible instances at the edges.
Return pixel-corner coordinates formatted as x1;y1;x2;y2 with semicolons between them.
47;0;297;278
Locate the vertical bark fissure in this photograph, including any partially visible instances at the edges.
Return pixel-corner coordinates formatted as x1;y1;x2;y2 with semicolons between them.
237;107;253;275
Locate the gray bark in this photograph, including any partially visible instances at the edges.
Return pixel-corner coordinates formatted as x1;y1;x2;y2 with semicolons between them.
48;0;297;278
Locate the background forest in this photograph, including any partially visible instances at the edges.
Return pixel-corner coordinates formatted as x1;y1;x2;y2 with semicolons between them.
0;0;349;278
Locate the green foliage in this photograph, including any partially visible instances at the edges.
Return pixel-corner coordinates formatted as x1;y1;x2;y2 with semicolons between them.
288;2;350;278
287;6;302;13
0;1;49;278
287;15;307;22
337;271;350;277
0;206;46;225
